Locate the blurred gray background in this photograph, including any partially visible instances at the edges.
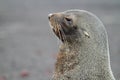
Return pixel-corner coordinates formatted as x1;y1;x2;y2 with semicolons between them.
0;0;120;80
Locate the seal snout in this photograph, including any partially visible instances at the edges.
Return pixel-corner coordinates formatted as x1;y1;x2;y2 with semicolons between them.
48;13;53;20
48;13;62;20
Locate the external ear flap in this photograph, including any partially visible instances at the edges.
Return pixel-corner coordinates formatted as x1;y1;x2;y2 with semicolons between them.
80;28;90;38
83;30;90;38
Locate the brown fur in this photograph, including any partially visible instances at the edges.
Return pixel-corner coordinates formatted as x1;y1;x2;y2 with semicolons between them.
55;50;79;74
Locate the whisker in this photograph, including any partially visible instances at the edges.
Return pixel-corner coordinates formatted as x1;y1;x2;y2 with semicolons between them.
59;23;68;45
55;20;63;42
51;18;69;45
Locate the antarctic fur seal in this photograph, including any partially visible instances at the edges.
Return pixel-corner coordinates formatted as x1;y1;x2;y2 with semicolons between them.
48;9;115;80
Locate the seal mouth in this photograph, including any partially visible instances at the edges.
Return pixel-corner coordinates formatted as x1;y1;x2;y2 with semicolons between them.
48;13;65;42
48;13;78;42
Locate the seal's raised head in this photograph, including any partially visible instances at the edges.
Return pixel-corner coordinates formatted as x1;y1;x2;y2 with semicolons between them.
48;10;106;44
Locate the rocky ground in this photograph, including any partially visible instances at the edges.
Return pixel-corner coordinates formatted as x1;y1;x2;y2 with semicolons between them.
0;0;120;80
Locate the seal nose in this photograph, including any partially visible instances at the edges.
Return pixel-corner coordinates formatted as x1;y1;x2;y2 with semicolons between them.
48;13;53;20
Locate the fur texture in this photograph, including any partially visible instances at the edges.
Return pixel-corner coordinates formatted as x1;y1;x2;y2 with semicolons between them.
48;9;115;80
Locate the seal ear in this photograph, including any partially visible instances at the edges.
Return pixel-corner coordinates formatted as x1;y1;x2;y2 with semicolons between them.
83;30;90;38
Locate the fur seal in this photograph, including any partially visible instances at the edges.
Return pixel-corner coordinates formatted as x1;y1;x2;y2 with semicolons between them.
48;9;115;80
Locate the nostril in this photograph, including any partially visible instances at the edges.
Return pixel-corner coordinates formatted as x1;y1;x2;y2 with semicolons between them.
48;16;50;20
48;13;53;20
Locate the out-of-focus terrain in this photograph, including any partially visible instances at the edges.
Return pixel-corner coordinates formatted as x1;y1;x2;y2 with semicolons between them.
0;0;120;80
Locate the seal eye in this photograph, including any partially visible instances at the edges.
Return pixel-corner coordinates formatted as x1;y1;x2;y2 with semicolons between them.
64;17;72;26
65;17;72;22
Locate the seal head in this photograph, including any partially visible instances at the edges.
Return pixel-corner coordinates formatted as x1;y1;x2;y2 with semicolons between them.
48;10;90;43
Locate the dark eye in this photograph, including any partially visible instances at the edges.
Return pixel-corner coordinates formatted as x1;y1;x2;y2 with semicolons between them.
65;17;72;22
